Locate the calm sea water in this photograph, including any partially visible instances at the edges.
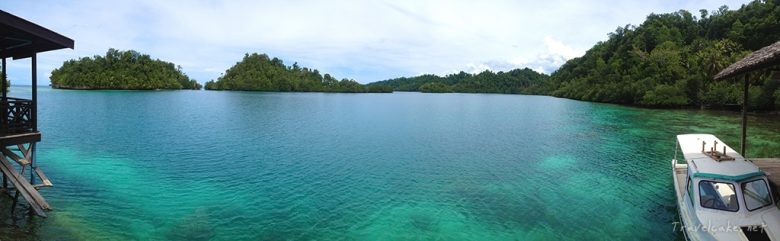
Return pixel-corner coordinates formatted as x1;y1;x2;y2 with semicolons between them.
1;87;779;240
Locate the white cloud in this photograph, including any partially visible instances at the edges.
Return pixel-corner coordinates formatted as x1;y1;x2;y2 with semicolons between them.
543;36;583;60
3;0;749;84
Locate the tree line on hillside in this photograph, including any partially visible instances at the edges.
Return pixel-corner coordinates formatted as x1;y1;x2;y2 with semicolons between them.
204;53;392;93
50;49;201;90
369;0;780;111
49;0;780;110
544;0;780;109
368;68;548;94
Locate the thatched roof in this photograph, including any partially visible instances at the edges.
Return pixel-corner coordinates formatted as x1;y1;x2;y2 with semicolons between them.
714;40;780;80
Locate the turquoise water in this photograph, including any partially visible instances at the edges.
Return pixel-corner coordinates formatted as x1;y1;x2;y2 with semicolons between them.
1;87;780;240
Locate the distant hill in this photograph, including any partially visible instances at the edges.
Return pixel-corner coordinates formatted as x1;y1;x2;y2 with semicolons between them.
368;68;549;94
371;1;780;111
51;49;201;90
544;0;780;109
204;53;392;93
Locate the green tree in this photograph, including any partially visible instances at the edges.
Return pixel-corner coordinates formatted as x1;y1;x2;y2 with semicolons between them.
544;1;778;109
51;49;201;90
369;68;548;94
419;82;453;93
205;53;390;93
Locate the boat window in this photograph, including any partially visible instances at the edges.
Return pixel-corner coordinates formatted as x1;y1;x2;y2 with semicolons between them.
687;177;694;204
742;179;772;211
699;180;738;212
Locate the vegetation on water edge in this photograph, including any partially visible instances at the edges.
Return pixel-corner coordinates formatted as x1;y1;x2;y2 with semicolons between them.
50;49;201;90
204;53;392;93
368;68;548;94
545;0;780;110
370;0;780;110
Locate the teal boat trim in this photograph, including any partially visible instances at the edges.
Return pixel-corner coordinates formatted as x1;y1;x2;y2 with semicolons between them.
693;171;766;182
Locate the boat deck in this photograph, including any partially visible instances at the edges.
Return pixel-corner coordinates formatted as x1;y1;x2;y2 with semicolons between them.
752;158;780;186
674;161;688;197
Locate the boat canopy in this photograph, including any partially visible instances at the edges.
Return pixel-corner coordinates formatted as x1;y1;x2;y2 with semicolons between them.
677;134;764;182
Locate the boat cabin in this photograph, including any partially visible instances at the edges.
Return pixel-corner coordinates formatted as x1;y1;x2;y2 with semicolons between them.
676;134;776;215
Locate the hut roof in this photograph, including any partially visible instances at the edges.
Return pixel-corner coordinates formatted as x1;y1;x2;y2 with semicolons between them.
0;10;74;59
714;40;780;80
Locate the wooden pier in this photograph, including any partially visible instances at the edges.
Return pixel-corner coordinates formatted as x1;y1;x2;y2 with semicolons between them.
752;158;780;186
753;159;780;206
0;10;74;217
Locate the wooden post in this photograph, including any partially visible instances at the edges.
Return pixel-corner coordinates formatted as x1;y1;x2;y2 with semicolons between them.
30;52;38;185
31;52;37;132
1;56;4;190
1;57;6;98
29;144;35;184
741;74;748;157
11;188;20;212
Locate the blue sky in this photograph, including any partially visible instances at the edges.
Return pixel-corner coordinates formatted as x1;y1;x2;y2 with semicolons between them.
3;0;748;85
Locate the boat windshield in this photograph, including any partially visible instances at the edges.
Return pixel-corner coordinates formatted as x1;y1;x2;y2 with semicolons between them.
742;179;773;211
699;180;739;211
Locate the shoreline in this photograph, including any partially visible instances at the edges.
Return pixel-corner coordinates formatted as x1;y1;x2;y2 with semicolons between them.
38;86;780;114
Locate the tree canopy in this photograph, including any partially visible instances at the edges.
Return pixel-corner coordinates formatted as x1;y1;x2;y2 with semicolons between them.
544;0;780;109
370;0;780;111
368;68;549;94
51;49;201;90
204;53;392;93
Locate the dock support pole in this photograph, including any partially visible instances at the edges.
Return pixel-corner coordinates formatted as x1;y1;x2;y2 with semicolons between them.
31;52;37;133
30;52;37;185
1;56;5;190
2;56;6;98
11;187;19;211
741;74;748;157
29;144;35;185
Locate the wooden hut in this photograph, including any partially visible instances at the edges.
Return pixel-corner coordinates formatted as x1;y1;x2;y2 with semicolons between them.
0;10;74;217
714;40;780;186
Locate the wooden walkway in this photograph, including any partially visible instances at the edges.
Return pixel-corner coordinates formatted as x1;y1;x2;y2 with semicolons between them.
752;158;780;186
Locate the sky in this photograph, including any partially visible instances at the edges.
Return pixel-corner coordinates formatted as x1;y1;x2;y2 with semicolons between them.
3;0;750;85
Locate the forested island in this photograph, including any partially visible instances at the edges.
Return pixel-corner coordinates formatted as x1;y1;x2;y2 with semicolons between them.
50;49;201;90
370;0;780;110
368;68;548;94
204;53;392;93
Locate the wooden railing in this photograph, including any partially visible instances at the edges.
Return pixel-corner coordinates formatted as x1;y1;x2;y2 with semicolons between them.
0;97;33;135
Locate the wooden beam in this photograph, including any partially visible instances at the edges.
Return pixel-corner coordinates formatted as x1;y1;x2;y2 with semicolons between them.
0;155;47;216
0;132;40;145
28;143;34;183
33;167;51;187
741;74;748;157
1;147;28;166
17;143;30;160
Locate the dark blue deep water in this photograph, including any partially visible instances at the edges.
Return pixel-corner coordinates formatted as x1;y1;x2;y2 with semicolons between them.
1;87;779;240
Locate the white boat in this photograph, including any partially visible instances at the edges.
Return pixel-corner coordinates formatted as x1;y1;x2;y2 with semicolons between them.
673;134;780;240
